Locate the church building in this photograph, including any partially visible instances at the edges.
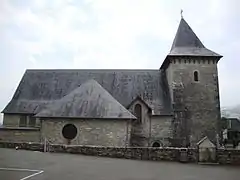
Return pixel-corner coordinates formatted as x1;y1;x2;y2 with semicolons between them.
0;17;222;147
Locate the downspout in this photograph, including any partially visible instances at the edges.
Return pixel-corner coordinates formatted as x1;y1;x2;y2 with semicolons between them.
126;119;129;147
149;114;152;147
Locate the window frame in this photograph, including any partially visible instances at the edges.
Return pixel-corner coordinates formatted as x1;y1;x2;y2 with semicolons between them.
134;103;142;123
193;70;199;82
152;141;161;147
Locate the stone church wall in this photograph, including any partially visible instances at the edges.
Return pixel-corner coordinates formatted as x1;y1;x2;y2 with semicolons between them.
128;99;151;147
3;114;21;127
3;114;41;127
0;114;41;142
166;57;221;146
126;99;173;147
41;118;131;147
150;116;172;146
0;127;40;142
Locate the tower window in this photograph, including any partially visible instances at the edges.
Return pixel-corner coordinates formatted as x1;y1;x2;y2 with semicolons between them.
134;104;142;123
194;71;199;82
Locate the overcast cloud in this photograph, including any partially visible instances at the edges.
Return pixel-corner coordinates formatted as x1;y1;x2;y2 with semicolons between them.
0;0;240;122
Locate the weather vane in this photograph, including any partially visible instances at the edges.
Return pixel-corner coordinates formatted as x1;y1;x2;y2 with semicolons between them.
180;9;183;18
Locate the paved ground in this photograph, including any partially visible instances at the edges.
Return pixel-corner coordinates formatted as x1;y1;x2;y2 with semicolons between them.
0;170;33;180
0;148;240;180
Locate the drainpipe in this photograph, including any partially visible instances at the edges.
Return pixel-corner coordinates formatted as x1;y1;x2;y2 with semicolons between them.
126;120;129;147
149;114;152;147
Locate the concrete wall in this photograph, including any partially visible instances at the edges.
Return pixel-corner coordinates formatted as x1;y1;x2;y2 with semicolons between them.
165;57;221;146
41;119;131;147
0;127;40;142
150;116;172;146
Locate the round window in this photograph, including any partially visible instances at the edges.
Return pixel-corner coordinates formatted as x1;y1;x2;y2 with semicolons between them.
62;124;77;140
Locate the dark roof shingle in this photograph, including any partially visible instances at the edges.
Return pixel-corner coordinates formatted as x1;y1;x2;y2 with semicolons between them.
2;69;172;116
35;79;136;119
169;18;221;57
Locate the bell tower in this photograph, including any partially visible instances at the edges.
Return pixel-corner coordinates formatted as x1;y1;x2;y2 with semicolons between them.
161;17;222;147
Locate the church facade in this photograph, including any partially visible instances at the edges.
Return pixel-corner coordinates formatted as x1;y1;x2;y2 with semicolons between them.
0;18;222;147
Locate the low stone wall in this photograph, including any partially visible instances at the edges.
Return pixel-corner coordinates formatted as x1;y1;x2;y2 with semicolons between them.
217;149;240;165
0;141;44;151
49;145;190;161
0;141;239;165
0;141;195;162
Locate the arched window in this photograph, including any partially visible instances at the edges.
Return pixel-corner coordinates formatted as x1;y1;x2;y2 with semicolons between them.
134;104;142;123
152;142;161;147
194;71;199;82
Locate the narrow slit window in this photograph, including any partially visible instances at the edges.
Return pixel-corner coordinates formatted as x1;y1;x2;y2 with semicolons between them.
134;104;142;123
194;71;199;82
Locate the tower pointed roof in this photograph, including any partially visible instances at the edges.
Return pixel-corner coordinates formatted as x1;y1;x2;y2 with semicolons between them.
35;79;136;119
169;18;221;57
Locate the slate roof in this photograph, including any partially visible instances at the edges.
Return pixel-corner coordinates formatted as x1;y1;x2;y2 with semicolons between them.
197;136;215;147
35;80;136;119
169;47;221;57
169;18;221;57
160;18;222;69
126;95;152;111
2;69;172;116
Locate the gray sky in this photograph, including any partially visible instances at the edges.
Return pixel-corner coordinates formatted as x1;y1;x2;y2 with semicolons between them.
0;0;240;122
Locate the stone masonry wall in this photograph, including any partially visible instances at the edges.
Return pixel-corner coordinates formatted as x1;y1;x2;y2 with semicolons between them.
128;99;172;147
49;145;196;162
0;127;41;142
41;118;131;147
128;99;151;147
0;141;197;162
3;114;41;127
150;116;172;146
3;114;20;127
217;149;240;165
166;57;221;146
0;141;43;151
1;141;240;165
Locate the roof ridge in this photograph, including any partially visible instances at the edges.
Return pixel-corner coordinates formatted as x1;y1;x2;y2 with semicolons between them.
26;69;160;72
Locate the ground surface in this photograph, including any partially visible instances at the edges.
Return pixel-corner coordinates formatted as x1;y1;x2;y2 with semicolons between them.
0;148;240;180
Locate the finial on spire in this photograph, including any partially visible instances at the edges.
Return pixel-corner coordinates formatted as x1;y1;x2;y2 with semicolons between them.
180;9;183;18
